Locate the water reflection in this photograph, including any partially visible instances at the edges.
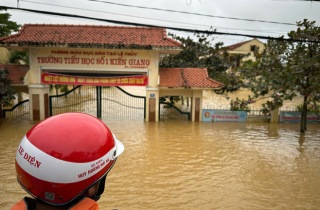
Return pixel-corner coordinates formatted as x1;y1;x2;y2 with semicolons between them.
1;119;320;209
298;134;306;154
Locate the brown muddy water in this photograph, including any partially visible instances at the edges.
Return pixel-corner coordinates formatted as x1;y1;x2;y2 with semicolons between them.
1;118;320;210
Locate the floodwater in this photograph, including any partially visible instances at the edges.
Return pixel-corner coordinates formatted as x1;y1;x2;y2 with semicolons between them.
1;118;320;210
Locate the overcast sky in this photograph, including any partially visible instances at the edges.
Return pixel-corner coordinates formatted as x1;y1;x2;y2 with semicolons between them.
1;0;320;46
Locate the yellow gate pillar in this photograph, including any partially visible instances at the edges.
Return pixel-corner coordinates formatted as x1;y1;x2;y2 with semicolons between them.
28;85;50;121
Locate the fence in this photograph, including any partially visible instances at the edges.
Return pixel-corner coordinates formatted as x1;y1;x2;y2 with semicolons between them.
279;106;299;112
50;85;97;117
205;105;298;112
101;86;146;119
159;102;190;120
203;105;265;116
50;85;146;119
2;100;30;119
203;105;283;119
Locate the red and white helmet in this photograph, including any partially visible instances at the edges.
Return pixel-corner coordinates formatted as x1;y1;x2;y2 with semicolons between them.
15;113;124;206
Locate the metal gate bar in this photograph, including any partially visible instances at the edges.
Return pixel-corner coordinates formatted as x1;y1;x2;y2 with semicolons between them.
50;85;97;117
2;100;30;119
159;102;190;120
101;86;146;119
49;85;146;119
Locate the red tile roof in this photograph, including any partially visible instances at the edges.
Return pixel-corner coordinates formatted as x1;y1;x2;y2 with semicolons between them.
0;24;183;48
225;40;251;51
159;68;224;88
0;65;29;84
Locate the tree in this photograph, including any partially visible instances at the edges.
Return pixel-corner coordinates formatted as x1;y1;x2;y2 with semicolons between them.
237;19;320;133
160;33;248;94
159;33;245;105
9;50;29;64
0;67;17;118
0;8;21;38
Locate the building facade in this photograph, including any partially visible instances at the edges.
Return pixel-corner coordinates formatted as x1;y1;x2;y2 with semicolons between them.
0;24;223;121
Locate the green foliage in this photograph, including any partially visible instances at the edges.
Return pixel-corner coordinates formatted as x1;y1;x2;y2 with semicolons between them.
49;85;69;94
0;67;17;106
0;9;21;38
49;85;62;95
296;103;320;114
160;33;249;92
59;85;68;93
9;50;29;64
237;19;320;132
49;84;55;94
230;97;250;112
238;19;320;111
160;96;180;105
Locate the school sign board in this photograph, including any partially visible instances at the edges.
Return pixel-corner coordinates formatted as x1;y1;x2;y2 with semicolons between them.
41;72;148;86
202;110;247;122
279;111;320;123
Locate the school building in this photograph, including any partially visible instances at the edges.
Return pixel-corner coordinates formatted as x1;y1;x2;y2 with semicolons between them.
0;24;224;121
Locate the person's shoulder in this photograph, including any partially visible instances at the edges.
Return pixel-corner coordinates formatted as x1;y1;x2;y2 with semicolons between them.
68;197;99;210
11;197;36;210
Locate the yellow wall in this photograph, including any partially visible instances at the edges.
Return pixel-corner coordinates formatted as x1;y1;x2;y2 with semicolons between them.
159;89;193;97
0;47;10;64
25;47;208;121
226;39;265;73
28;47;159;87
25;47;162;120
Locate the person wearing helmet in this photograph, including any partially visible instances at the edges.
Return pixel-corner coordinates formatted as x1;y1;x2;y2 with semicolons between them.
11;113;124;210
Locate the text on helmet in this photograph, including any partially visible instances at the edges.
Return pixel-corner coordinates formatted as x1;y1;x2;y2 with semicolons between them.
77;158;110;179
18;146;42;168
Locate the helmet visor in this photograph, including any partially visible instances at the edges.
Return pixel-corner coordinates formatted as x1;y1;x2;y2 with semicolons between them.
113;134;124;158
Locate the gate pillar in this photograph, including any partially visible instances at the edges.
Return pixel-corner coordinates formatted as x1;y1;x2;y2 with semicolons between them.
28;85;50;121
191;90;203;122
146;88;159;121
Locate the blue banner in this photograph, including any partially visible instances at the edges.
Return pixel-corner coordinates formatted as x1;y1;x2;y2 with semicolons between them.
279;111;320;123
202;110;247;122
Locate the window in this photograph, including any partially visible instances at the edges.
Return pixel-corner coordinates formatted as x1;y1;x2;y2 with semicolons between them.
236;59;240;67
251;45;257;52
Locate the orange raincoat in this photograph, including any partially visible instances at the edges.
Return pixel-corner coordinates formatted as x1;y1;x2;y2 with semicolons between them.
11;197;99;210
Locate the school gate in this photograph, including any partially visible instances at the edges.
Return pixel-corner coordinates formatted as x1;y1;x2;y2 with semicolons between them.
50;85;146;119
0;25;224;121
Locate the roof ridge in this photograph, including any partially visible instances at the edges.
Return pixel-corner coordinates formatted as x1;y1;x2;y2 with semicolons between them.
0;24;27;42
200;68;224;86
223;39;258;51
225;39;251;48
162;29;183;46
0;25;184;48
159;68;224;88
19;23;166;29
0;64;30;66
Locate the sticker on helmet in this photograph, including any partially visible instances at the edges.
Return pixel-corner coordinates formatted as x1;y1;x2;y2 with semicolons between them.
45;192;55;200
